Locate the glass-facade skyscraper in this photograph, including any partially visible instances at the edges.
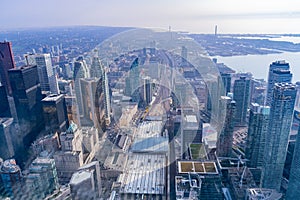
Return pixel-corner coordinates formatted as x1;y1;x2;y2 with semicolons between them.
266;60;291;106
233;76;251;126
245;103;270;168
0;41;15;95
261;83;296;191
286;125;300;199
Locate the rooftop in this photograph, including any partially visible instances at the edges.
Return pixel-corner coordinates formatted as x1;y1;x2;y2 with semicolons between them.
178;161;218;174
42;94;64;102
119;154;166;195
70;170;92;185
131;137;168;153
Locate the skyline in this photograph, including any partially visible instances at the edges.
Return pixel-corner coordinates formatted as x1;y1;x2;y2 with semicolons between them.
2;0;300;33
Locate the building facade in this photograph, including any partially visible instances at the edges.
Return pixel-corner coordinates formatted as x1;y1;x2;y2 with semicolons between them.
233;76;251;126
245;103;270;168
266;60;290;106
261;83;296;191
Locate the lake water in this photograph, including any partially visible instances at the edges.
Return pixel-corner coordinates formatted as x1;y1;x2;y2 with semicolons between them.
214;51;300;82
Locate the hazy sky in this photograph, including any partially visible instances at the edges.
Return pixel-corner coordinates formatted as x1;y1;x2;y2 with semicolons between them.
2;0;300;33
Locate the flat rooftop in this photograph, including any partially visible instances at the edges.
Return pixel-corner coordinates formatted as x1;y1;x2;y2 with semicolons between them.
136;121;163;138
131;137;168;153
42;94;64;102
178;161;218;174
70;170;92;185
119;154;166;195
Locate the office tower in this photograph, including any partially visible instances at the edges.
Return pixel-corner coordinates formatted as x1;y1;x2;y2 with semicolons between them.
8;65;44;147
42;94;69;133
294;81;300;108
261;83;296;191
129;58;140;102
233;76;251;126
0;159;22;198
0;85;11;117
70;161;101;199
245;103;270;168
216;96;236;157
90;50;103;78
143;76;152;105
26;158;59;199
220;73;231;95
181;113;202;158
80;78;99;127
266;60;291;106
73;57;90;119
0;118;15;160
26;53;59;94
0;41;15;95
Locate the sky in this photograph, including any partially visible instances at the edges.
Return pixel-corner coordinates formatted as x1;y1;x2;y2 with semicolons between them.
2;0;300;33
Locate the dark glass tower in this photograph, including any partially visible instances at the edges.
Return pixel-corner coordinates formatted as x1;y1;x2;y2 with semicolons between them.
0;85;11;117
233;76;251;126
42;94;69;133
0;41;15;95
8;65;44;147
261;83;296;191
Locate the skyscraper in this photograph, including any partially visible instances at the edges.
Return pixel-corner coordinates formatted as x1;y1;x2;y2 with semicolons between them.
80;78;99;127
0;41;15;95
8;65;44;147
286;126;300;199
143;76;152;105
129;58;140;102
233;76;251;126
266;60;291;106
216;96;236;157
74;57;90;119
26;53;59;94
220;73;231;96
261;83;296;191
0;85;11;117
245;103;270;168
42;94;69;133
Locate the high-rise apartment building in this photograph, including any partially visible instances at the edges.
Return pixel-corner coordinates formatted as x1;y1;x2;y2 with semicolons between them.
233;76;251;126
261;83;296;191
266;60;291;106
0;41;15;95
245;103;270;168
